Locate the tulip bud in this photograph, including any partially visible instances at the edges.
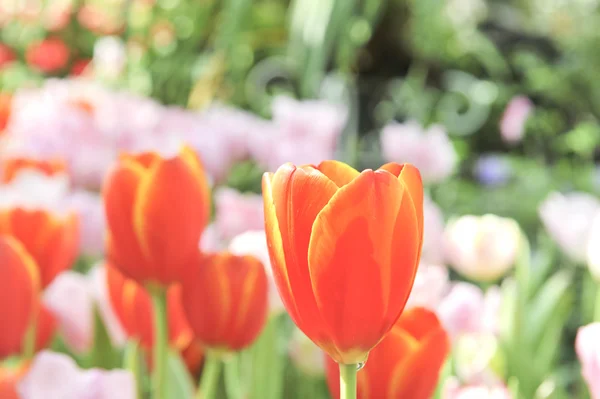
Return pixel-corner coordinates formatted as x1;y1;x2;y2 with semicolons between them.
576;323;600;399
444;214;521;282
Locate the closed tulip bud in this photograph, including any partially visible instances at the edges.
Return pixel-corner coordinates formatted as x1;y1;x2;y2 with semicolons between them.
576;323;600;399
263;161;423;364
181;252;268;351
0;236;39;358
325;307;450;399
0;208;79;288
103;146;211;286
444;215;521;283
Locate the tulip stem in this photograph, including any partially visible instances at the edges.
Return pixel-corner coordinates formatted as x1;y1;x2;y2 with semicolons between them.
150;287;169;399
339;363;358;399
198;351;223;399
22;311;38;360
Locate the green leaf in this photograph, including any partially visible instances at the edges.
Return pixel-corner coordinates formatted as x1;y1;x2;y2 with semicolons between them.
88;305;121;369
166;350;196;399
123;341;147;399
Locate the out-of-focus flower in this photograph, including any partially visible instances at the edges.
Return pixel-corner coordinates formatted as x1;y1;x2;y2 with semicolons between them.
200;223;225;253
0;364;28;399
26;38;70;73
70;59;92;77
182;252;268;351
587;212;600;281
214;188;264;242
93;36;126;80
288;328;325;377
18;351;136;399
437;283;502;340
103;147;211;286
248;97;347;172
62;191;105;257
443;377;512;399
540;192;600;263
0;208;79;288
263;160;423;364
473;155;513;186
43;267;127;354
0;171;70;211
326;307;450;399
444;214;521;282
0;235;39;358
381;120;457;184
452;332;505;385
77;5;124;35
405;263;449;310
422;195;446;264
0;43;16;69
500;96;534;144
229;230;285;314
1;157;67;183
576;322;600;399
0;93;11;134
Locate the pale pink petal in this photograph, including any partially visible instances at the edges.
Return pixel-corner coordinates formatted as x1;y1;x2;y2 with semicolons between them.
576;323;600;399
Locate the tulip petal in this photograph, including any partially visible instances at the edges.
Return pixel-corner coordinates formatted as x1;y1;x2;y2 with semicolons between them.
317;160;359;187
308;169;413;359
38;214;79;288
380;163;423;239
103;161;153;282
133;150;210;284
263;165;339;350
394;307;442;341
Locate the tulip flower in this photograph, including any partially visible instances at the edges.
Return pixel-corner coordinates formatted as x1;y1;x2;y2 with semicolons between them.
0;235;39;359
0;93;12;135
102;146;211;286
1;157;67;183
105;264;202;372
576;323;600;399
263;160;423;398
181;252;268;399
325;307;450;399
0;363;28;399
25;38;70;73
0;208;79;288
0;43;16;70
444;214;521;283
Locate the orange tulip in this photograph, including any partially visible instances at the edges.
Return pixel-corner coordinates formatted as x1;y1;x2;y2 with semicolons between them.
1;157;67;183
262;160;423;364
325;307;450;399
181;252;268;351
0;93;11;135
0;208;79;288
103;147;211;286
0;235;39;358
0;363;29;399
106;264;203;370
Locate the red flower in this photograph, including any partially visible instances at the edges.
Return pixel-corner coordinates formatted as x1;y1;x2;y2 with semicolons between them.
70;58;91;76
0;43;16;70
181;252;268;351
326;307;450;399
262;160;423;364
26;38;70;73
103;147;211;286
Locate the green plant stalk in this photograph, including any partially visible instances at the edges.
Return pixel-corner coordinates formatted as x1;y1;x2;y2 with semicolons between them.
150;287;169;399
594;284;600;322
198;351;223;399
22;313;37;360
339;363;357;399
123;341;144;399
224;356;243;399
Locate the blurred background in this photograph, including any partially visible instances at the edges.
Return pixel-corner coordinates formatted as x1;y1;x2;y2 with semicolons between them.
2;0;600;398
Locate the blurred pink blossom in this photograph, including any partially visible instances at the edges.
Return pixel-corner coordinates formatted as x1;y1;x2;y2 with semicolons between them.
422;195;446;264
18;351;135;399
540;192;600;264
444;378;512;399
0;170;69;211
214;188;264;242
43;266;126;354
444;214;521;282
499;96;533;144
200;223;225;253
229;230;284;314
576;323;600;399
62;190;105;256
405;263;449;310
248;96;347;171
380;120;457;184
288;328;325;377
93;36;126;80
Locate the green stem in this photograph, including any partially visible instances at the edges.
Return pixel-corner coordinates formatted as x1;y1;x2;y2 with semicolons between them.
339;363;358;399
224;356;243;399
150;287;169;399
198;352;223;399
22;311;38;360
123;341;144;399
594;285;600;322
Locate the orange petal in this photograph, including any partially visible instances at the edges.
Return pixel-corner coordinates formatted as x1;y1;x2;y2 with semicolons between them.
133;150;210;284
0;236;39;358
308;169;406;361
264;164;339;350
103;160;154;282
398;164;424;246
393;307;442;341
316;160;360;187
37;213;79;288
33;303;57;351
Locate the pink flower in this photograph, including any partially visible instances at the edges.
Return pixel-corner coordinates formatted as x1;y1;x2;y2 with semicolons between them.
18;351;135;399
214;188;265;242
229;230;285;314
576;323;600;399
499;96;533;144
540;192;600;263
422;195;446;264
405;263;449;310
381;120;457;184
200;223;225;253
288;328;325;377
42;266;126;353
62;190;105;256
444;378;512;399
